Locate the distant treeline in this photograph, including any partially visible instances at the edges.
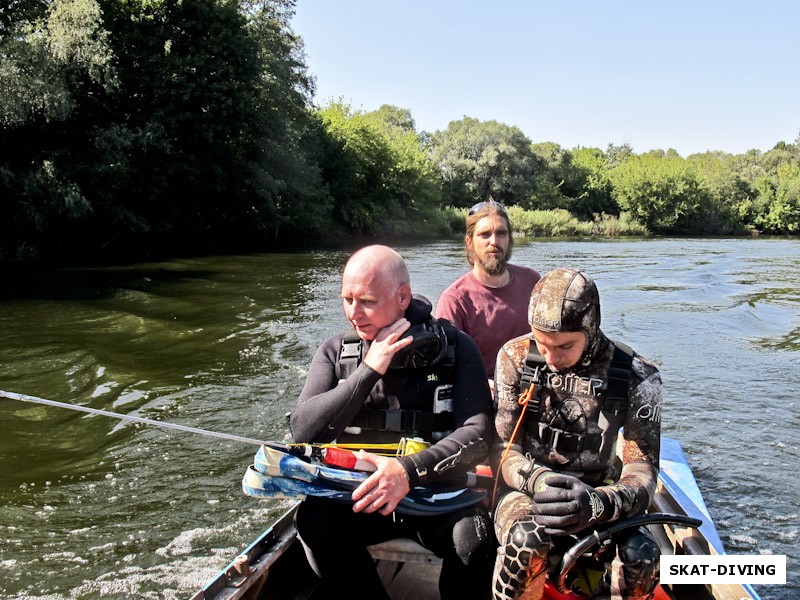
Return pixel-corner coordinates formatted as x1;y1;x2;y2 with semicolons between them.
2;1;799;265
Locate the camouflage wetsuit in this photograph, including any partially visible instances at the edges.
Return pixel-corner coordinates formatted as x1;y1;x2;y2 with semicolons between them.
491;269;662;600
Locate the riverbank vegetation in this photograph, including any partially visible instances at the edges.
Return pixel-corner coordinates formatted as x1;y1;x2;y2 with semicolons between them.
2;0;798;265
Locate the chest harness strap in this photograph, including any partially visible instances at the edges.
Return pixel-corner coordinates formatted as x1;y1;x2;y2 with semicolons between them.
519;341;634;455
337;322;457;438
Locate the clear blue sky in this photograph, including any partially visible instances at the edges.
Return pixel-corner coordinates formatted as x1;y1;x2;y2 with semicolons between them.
291;1;799;157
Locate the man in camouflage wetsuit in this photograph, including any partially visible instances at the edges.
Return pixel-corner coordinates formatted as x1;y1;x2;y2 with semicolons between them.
491;268;662;599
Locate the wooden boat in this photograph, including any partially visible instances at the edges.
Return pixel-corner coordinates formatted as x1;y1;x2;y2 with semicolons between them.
191;437;762;600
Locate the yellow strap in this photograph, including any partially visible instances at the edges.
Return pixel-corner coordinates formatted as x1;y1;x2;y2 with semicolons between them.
287;438;431;457
286;442;397;456
397;437;431;456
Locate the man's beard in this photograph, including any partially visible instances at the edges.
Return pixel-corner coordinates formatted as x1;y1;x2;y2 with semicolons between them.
478;249;508;276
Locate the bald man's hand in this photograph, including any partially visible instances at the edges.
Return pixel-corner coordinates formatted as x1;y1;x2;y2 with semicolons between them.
363;318;413;374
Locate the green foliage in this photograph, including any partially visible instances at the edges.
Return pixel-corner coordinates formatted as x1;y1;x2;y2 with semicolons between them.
754;163;800;233
0;0;117;126
363;104;445;212
509;207;589;236
1;0;799;265
528;141;570;210
610;153;710;233
440;205;470;234
429;117;538;206
314;101;446;237
444;206;647;238
686;151;753;234
98;0;277;239
605;143;634;166
509;206;647;237
315;101;395;233
0;0;119;260
589;211;649;236
526;143;619;218
561;146;617;220
1;0;322;260
242;0;324;241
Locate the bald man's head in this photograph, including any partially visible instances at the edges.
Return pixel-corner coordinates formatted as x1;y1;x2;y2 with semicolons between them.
340;245;412;340
344;245;410;289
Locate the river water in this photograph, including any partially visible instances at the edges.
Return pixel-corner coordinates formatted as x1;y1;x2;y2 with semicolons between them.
0;238;797;599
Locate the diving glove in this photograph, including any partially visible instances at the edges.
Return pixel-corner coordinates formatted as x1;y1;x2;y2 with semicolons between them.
530;472;612;536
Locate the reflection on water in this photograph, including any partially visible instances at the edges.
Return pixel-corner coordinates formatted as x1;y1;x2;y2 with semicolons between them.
0;239;798;599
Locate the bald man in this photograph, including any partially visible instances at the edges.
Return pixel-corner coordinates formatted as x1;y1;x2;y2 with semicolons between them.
291;245;495;600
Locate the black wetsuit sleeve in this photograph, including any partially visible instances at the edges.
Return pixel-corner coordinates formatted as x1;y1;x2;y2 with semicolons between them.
290;335;381;443
396;331;492;485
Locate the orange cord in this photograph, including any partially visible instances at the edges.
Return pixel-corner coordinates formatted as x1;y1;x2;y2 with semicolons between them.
491;383;535;508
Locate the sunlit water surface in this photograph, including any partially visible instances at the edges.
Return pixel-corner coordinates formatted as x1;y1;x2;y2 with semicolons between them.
0;238;797;599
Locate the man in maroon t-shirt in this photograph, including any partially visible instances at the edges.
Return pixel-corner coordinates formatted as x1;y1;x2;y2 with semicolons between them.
435;200;541;385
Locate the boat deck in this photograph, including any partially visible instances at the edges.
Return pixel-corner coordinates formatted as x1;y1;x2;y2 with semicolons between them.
194;438;761;600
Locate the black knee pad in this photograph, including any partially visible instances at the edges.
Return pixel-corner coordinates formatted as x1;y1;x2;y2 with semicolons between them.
504;516;550;574
452;508;493;566
619;530;661;575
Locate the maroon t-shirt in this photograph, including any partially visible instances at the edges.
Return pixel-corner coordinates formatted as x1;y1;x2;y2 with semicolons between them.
435;264;541;378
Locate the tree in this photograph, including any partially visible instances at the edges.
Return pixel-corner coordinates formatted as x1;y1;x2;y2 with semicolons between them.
0;0;117;260
363;105;444;213
687;151;754;234
368;104;416;132
754;162;800;234
315;101;396;233
529;141;569;210
429;117;538;206
314;102;445;236
1;0;323;261
561;146;617;220
605;142;633;166
235;0;324;242
610;153;709;233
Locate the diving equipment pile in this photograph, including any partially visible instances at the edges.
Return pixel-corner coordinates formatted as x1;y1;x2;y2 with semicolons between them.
242;442;487;516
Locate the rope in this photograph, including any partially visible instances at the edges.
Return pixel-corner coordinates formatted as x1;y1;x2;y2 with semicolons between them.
491;383;535;507
0;390;419;456
0;389;272;447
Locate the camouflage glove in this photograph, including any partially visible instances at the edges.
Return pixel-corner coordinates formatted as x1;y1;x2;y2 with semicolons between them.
531;472;612;535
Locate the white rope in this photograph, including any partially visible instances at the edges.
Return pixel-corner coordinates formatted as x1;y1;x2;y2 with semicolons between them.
0;389;270;446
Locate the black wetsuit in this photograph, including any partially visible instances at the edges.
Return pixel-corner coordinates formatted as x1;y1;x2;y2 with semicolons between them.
291;297;495;600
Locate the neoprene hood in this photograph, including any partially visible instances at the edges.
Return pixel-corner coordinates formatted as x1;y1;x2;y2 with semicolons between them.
528;268;600;336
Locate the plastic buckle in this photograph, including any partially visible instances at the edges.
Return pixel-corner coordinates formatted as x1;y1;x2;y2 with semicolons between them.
384;410;402;432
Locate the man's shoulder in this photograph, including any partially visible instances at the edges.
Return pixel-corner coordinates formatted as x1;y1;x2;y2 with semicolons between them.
508;263;541;283
607;340;661;383
499;333;532;362
631;353;661;381
325;330;349;344
313;330;350;359
439;271;475;296
435;273;476;320
450;327;484;359
452;327;477;347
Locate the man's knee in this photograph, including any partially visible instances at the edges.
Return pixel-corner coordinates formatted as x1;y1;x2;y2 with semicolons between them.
504;516;550;573
492;516;551;600
451;507;494;566
620;530;660;572
619;529;661;590
296;498;344;551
